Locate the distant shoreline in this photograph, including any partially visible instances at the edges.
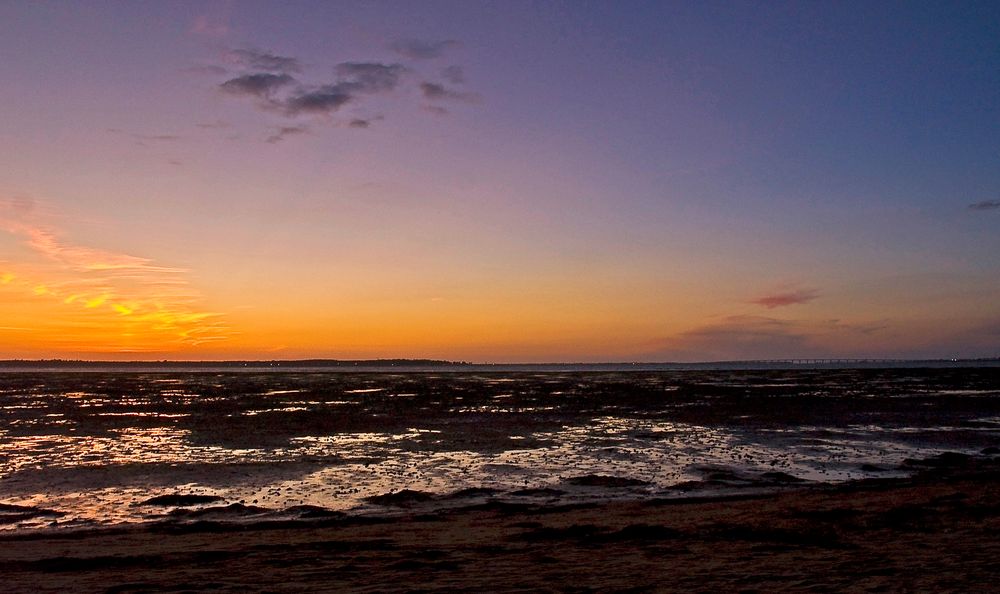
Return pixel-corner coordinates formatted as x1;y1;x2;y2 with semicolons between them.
0;358;998;371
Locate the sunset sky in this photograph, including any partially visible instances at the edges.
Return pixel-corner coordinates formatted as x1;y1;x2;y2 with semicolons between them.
0;1;998;362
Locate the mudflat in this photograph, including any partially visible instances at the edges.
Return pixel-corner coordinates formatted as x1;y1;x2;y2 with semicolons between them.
1;457;997;593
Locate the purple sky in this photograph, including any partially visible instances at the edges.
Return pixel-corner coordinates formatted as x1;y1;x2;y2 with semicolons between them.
0;1;997;361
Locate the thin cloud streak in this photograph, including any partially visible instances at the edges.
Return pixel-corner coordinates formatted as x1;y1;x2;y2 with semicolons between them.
750;287;820;309
19;226;186;274
968;199;1000;211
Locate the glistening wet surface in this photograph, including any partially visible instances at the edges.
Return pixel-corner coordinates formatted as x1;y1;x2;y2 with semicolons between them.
1;369;999;531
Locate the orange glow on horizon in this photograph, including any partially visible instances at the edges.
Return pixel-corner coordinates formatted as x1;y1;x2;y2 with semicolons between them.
1;200;228;355
2;199;995;363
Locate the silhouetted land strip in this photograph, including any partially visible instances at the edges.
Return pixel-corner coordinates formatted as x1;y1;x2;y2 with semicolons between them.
1;357;998;371
1;454;998;592
0;358;458;370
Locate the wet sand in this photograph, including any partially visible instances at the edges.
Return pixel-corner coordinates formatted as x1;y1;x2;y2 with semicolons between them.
1;456;998;593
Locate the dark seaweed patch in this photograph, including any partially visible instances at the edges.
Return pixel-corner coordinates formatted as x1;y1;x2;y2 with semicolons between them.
364;489;436;506
139;494;223;507
566;475;651;488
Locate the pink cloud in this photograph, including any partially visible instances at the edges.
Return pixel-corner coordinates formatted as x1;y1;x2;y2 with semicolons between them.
22;227;186;274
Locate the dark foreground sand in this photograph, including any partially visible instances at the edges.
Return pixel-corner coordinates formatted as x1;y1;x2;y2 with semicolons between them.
2;457;998;593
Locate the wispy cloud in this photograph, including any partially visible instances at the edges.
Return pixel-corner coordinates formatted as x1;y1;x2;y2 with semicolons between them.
107;129;182;146
228;48;301;73
419;82;480;103
646;314;896;362
20;227;185;274
968;199;1000;211
0;199;228;351
266;125;308;143
749;287;819;309
390;39;460;60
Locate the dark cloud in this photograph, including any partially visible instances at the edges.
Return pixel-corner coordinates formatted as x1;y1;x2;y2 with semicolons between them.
219;73;295;98
420;82;479;103
334;62;406;93
266;126;308;143
230;49;301;73
281;63;403;116
442;65;465;84
750;288;819;309
423;105;448;116
390;39;460;59
211;45;477;127
283;85;353;115
968;200;1000;211
420;82;448;99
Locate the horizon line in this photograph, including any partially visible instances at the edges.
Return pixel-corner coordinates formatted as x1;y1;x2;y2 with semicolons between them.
1;356;998;367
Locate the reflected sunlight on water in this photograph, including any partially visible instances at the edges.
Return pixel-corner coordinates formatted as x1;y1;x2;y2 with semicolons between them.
0;369;998;531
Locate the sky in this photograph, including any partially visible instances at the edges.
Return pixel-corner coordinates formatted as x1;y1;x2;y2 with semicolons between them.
0;0;998;362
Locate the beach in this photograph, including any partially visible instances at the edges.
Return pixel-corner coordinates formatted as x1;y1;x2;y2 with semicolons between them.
0;454;998;593
1;369;999;591
5;2;999;590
